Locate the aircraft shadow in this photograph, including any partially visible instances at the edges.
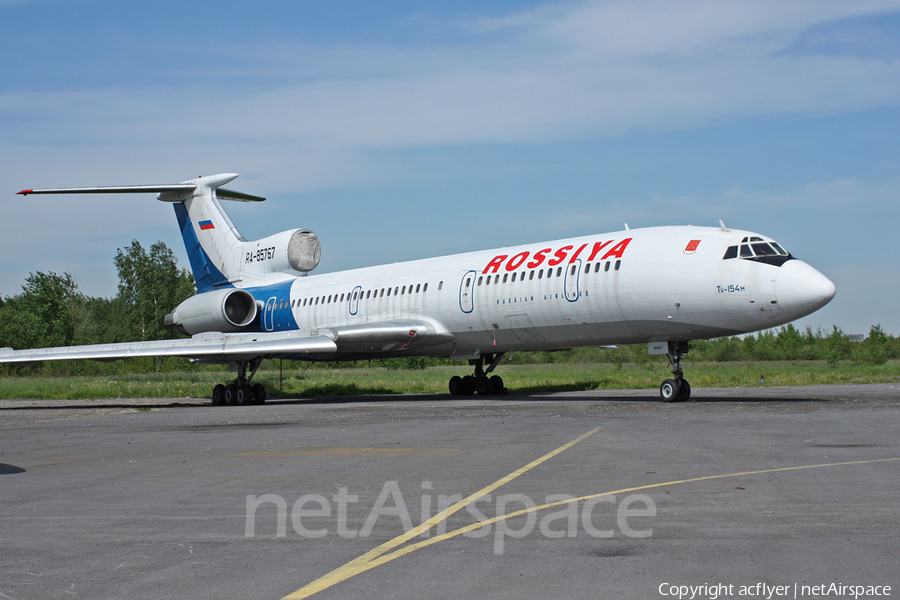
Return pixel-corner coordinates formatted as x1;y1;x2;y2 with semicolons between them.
0;463;26;475
0;392;828;411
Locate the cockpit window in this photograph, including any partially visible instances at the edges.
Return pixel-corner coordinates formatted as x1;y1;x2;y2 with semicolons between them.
752;243;777;256
724;238;793;266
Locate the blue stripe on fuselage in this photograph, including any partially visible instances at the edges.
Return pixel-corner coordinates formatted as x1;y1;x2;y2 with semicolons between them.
245;280;299;332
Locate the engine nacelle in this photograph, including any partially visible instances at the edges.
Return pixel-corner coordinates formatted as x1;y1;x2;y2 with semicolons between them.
165;289;258;335
241;229;321;277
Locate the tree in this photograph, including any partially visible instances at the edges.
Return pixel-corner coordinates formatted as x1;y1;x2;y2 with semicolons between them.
0;271;82;350
852;324;890;365
114;240;195;341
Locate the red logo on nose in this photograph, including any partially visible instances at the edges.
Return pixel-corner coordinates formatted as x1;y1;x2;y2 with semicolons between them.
684;240;701;254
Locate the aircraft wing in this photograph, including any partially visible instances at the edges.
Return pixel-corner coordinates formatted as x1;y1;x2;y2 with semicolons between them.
0;331;338;366
0;319;454;366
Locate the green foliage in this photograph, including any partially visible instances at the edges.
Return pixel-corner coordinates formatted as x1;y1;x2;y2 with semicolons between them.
0;271;82;354
852;324;890;365
3;360;900;399
114;240;195;341
1;240;195;376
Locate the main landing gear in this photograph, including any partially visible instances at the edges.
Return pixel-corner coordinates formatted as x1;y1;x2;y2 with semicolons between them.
449;353;507;396
659;342;691;402
211;359;267;406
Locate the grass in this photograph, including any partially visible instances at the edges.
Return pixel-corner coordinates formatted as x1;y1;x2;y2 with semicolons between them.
2;360;900;400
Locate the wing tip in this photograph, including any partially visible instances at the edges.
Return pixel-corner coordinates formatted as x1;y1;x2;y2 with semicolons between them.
17;189;32;196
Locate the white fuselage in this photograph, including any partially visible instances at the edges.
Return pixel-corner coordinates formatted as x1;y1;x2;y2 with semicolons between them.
244;225;834;359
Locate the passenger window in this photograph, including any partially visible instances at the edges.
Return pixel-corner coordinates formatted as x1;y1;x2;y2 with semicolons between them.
423;283;428;292
571;265;577;276
478;276;483;285
416;284;421;293
605;262;611;272
556;267;562;277
503;274;508;283
615;260;621;270
529;271;535;280
438;281;443;290
511;273;517;282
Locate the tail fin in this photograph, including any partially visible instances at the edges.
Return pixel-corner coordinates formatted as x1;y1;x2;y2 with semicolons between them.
162;174;266;292
18;173;266;294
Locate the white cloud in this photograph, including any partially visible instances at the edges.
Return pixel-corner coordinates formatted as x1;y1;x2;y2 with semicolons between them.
6;0;900;166
724;178;900;209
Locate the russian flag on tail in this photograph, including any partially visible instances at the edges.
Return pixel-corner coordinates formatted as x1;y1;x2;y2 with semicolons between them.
199;220;215;230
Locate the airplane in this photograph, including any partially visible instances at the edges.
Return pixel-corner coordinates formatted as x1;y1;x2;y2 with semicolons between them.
2;173;835;403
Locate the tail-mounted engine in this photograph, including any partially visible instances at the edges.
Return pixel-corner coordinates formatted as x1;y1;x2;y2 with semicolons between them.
241;229;321;277
165;289;258;335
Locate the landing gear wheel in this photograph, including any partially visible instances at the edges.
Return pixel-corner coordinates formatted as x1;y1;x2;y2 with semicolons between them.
449;354;507;396
224;384;238;405
252;383;267;404
237;384;252;405
212;384;226;406
660;379;681;402
678;379;691;402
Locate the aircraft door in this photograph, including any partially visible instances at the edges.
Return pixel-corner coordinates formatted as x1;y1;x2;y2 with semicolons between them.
459;270;476;314
349;285;362;316
565;260;582;302
264;296;277;331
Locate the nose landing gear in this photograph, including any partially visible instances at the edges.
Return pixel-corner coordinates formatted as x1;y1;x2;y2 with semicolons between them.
660;342;691;402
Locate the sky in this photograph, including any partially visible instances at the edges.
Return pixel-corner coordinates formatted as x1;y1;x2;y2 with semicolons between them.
2;0;900;335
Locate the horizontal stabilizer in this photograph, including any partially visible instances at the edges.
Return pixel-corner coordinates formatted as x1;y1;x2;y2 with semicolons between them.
18;184;196;196
17;174;265;202
217;188;266;202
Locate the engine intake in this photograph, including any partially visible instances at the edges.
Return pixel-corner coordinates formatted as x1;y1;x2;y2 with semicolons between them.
165;289;258;335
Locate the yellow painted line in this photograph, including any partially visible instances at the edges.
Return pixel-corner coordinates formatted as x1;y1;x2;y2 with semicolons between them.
385;455;900;558
281;426;602;600
281;454;899;599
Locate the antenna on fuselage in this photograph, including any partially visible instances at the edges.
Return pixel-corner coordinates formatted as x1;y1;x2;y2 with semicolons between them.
719;219;728;231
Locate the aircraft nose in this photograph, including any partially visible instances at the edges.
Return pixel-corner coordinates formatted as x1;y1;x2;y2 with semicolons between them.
775;260;836;320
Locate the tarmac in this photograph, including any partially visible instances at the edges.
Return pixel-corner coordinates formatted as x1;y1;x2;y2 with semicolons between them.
1;384;898;599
